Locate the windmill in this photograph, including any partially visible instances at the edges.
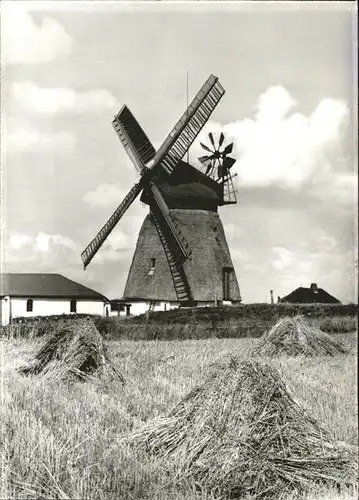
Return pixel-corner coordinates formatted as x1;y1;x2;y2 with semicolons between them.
81;74;241;311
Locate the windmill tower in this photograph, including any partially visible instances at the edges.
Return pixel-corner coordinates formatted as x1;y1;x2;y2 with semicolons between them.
81;75;241;314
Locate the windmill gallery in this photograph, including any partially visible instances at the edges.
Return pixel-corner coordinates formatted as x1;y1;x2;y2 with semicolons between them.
82;75;241;316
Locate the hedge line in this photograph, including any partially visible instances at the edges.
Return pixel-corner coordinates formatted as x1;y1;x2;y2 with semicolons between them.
129;303;358;324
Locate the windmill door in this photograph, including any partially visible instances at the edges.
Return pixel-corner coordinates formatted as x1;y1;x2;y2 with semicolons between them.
222;267;234;301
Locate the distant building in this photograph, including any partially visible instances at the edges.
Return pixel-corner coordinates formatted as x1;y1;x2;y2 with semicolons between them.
105;298;180;317
0;273;108;325
106;298;132;317
278;283;341;305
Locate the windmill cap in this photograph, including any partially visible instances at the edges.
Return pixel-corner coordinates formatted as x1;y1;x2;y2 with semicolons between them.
310;283;318;290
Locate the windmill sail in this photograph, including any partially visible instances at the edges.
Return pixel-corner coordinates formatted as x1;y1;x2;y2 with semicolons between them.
112;105;156;172
81;182;143;269
152;74;225;175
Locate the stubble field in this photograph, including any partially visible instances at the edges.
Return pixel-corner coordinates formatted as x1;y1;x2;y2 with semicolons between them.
1;328;358;499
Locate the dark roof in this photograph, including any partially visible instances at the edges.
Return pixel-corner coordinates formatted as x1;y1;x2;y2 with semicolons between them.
279;285;340;304
141;161;222;212
0;273;107;300
159;182;220;211
108;298;131;304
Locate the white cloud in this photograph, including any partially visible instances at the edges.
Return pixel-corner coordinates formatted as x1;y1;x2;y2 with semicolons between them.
12;82;118;114
35;232;76;253
9;232;32;250
255;86;297;124
106;230;132;252
6;231;80;271
8;231;76;254
1;3;72;65
83;184;126;207
6;127;75;154
272;246;294;271
194;86;352;195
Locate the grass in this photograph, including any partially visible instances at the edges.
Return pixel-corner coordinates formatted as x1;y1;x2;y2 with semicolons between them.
2;313;357;340
127;303;358;324
1;328;358;499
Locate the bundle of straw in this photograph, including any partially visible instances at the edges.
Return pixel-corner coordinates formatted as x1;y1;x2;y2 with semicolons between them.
129;358;357;499
253;316;349;357
18;319;125;384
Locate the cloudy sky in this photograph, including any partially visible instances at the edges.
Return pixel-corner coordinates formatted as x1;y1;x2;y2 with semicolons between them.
1;1;357;303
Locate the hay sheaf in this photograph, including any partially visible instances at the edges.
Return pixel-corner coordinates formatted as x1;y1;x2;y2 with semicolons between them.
18;319;125;384
129;358;357;499
253;316;349;357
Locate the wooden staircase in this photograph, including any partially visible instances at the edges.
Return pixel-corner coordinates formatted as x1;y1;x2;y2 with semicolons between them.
151;212;194;303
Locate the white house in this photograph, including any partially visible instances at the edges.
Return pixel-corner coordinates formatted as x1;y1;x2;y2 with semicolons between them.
105;298;222;317
0;273;108;325
105;298;181;317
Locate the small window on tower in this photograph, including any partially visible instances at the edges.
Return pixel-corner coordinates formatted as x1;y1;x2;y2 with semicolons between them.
26;299;33;312
148;258;156;275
